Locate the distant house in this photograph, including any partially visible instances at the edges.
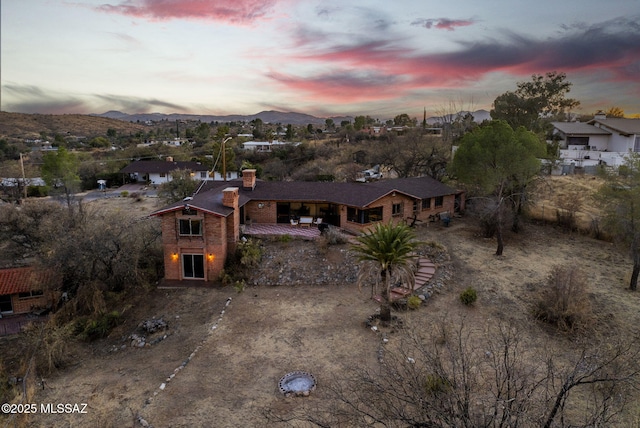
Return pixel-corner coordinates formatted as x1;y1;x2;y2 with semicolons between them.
120;158;237;184
241;140;298;152
553;114;640;169
151;170;464;283
0;267;58;316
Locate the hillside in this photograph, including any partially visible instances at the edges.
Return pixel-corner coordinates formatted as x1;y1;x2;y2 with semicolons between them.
0;112;147;140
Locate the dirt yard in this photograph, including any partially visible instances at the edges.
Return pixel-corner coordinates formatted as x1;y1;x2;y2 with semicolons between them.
3;187;640;427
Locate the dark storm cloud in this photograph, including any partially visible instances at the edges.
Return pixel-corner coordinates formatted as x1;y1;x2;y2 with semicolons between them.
411;17;476;31
1;83;188;114
94;95;186;112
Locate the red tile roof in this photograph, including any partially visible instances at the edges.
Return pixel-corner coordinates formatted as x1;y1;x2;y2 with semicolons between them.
0;267;55;295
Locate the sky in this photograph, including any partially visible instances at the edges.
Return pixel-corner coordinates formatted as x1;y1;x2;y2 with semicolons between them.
2;0;640;119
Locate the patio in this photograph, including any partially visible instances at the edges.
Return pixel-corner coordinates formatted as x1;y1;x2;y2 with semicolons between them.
242;223;321;239
0;313;46;336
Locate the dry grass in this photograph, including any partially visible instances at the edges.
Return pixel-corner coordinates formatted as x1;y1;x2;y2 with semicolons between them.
0;112;147;140
529;175;604;232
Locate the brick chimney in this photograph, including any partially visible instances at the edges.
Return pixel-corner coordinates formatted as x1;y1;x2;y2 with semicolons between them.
243;169;256;190
222;187;239;209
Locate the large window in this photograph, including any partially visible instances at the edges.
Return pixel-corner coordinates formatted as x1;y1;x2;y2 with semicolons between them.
567;136;589;146
422;198;431;210
18;290;44;299
182;254;205;279
435;196;444;208
347;206;383;224
179;219;202;236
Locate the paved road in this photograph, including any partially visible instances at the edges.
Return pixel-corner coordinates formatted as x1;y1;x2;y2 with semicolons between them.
81;184;158;201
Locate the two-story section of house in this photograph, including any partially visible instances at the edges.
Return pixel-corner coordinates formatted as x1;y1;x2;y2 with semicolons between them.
553;113;640;170
151;169;463;284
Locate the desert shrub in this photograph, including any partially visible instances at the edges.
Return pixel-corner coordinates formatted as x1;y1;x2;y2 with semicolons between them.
278;234;292;243
0;358;14;405
322;226;350;245
233;280;246;293
533;265;592;333
120;190;129;197
238;238;263;268
23;320;74;374
555;190;583;232
459;287;477;305
219;269;233;286
407;295;422;310
555;208;576;231
27;185;48;197
424;374;452;396
77;311;122;341
224;238;263;283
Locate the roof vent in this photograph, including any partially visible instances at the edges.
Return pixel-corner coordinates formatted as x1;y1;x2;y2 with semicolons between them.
182;196;193;201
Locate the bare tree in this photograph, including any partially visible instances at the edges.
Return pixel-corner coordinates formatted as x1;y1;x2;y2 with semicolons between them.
264;318;640;427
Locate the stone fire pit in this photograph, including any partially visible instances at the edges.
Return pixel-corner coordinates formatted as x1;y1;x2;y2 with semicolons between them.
278;371;316;397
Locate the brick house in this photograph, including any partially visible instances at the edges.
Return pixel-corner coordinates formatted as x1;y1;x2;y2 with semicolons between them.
151;170;463;284
0;267;58;316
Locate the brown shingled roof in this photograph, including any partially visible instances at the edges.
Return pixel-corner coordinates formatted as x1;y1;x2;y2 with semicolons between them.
151;175;458;216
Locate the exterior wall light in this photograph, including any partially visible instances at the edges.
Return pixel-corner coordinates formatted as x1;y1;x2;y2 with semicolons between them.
171;252;179;262
207;253;215;262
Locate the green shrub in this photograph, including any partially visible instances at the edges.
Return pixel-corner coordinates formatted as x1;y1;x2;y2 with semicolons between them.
424;374;452;396
27;185;49;197
120;190;129;197
238;238;263;268
233;280;246;293
407;295;422;310
80;311;122;341
278;234;292;243
459;287;477;305
219;269;233;286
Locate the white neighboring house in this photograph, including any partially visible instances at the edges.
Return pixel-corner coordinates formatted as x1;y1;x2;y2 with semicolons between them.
552;114;640;169
120;159;237;185
242;140;298;152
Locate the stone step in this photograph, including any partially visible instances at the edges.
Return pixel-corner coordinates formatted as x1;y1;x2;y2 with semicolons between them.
415;272;433;279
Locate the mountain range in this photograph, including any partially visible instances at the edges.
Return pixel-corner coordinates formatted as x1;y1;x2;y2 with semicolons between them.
93;109;492;126
93;110;352;126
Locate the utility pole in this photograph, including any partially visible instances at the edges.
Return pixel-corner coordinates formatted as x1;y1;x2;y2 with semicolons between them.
20;153;27;199
221;137;232;181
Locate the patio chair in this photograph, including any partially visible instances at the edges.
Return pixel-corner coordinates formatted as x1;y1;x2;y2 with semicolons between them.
313;217;323;226
290;219;299;227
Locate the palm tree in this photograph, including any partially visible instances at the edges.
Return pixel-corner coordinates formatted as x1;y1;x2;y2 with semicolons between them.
351;221;419;324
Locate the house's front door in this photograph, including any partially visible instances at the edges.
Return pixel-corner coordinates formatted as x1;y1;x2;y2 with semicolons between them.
0;294;13;314
182;254;205;279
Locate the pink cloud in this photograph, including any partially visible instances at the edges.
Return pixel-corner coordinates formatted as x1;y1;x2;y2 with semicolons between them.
97;0;279;24
273;16;640;105
266;71;415;104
